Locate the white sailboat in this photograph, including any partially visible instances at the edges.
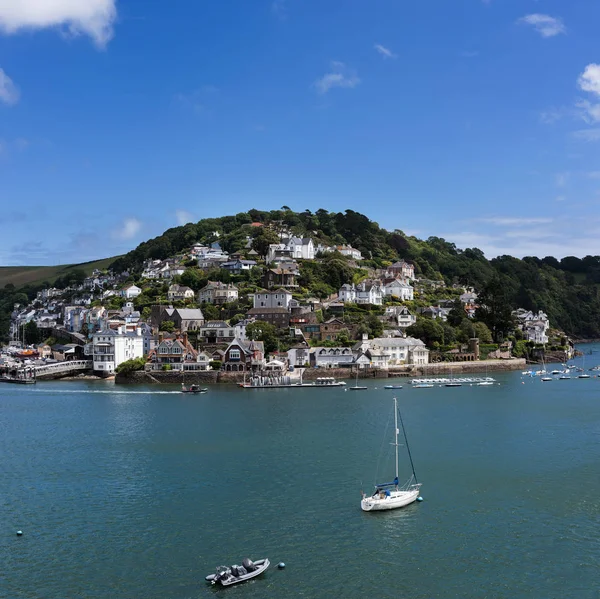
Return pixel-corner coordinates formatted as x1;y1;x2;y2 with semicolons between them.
349;369;368;391
361;397;421;512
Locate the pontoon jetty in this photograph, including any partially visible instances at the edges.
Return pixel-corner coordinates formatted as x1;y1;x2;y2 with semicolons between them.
239;373;346;389
410;377;497;386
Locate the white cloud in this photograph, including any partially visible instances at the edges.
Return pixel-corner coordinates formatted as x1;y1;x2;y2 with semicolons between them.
114;218;141;240
518;14;566;38
575;99;600;123
176;210;194;226
555;172;570;187
555;195;566;202
271;0;287;19
314;62;360;94
578;64;600;97
572;128;600;142
476;217;553;227
374;44;397;59
0;68;19;105
0;0;117;47
587;171;600;179
539;108;562;124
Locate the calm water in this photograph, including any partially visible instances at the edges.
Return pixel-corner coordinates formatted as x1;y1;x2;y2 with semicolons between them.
3;347;600;599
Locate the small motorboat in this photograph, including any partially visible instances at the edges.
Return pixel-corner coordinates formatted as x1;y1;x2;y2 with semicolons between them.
205;558;270;586
181;384;207;394
384;385;403;389
541;376;553;382
413;383;434;389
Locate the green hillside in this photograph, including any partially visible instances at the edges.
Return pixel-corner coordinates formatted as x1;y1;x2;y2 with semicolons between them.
0;257;119;289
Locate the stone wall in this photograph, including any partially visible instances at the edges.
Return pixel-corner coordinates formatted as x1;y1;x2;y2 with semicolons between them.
115;358;526;385
116;370;219;384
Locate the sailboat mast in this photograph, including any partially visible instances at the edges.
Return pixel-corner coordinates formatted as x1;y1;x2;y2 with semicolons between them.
394;397;399;481
398;403;418;483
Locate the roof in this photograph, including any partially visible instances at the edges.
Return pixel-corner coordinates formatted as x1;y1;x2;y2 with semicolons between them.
371;336;426;348
174;308;204;319
247;307;291;315
202;320;230;329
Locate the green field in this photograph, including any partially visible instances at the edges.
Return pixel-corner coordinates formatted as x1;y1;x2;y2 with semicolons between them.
0;256;119;289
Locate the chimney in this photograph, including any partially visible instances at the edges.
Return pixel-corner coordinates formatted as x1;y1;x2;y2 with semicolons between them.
159;332;164;343
183;331;188;348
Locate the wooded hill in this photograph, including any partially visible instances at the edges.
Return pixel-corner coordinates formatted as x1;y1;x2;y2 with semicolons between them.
3;208;600;342
109;208;600;339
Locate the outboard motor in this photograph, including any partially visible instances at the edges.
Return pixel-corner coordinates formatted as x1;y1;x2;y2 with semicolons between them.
242;558;255;571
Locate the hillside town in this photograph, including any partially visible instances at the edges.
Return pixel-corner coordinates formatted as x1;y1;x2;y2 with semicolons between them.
3;223;566;381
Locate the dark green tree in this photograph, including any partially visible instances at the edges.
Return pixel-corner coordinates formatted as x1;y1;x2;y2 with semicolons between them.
475;276;515;342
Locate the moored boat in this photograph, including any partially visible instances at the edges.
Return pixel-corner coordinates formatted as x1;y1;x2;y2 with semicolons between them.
361;397;421;512
384;384;403;389
205;558;270;586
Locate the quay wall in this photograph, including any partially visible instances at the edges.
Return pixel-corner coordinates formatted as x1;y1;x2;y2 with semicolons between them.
115;359;525;385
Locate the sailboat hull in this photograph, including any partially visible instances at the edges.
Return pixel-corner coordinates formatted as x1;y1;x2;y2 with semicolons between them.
361;485;421;512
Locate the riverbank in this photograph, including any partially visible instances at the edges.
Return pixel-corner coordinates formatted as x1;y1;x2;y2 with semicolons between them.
115;358;526;385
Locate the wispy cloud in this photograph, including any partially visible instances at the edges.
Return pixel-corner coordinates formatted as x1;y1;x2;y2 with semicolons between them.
460;51;479;58
271;0;287;19
443;215;600;258
176;210;194;226
555;172;570;187
476;217;553;227
313;62;360;95
576;99;600;123
113;218;142;240
518;14;566;38
175;85;219;114
0;0;118;48
0;68;19;105
539;108;563;124
572;128;600;142
374;44;397;59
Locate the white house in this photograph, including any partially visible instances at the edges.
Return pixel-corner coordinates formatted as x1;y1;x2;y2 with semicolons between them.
198;281;239;305
353;335;429;368
336;245;363;260
252;289;293;309
160;264;185;279
310;346;355;368
382;279;414;301
338;282;383;306
221;259;257;274
267;237;315;262
121;285;142;299
92;326;144;373
168;284;195;301
288;237;315;260
515;309;550;344
385;306;417;329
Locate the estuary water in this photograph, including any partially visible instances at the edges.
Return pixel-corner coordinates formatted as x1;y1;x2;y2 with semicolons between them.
2;346;600;599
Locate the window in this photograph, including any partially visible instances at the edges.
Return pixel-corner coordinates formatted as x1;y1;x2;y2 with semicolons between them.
229;349;241;360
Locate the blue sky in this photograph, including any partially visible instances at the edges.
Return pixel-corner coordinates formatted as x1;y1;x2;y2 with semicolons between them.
1;0;600;265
